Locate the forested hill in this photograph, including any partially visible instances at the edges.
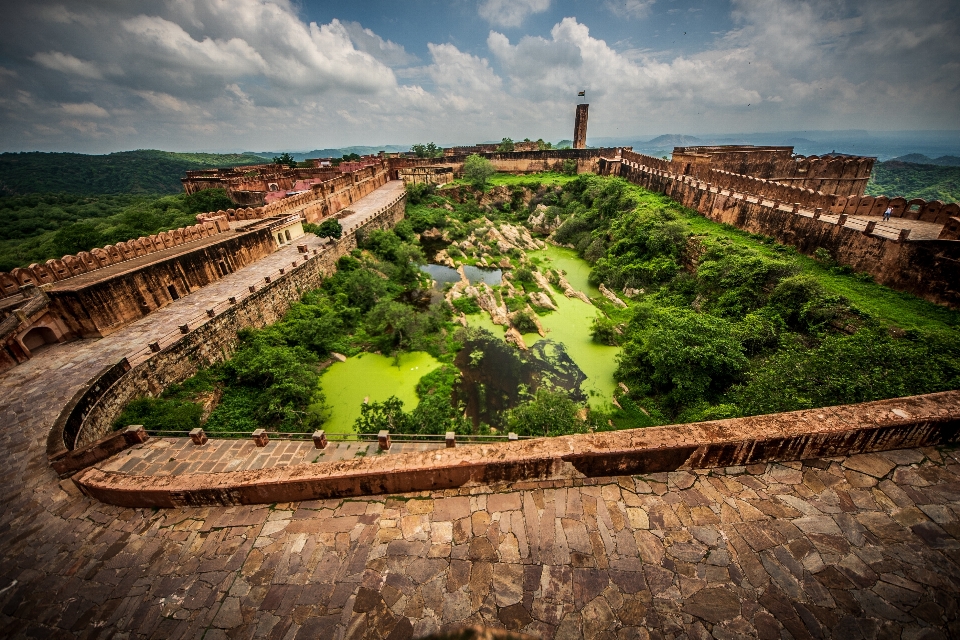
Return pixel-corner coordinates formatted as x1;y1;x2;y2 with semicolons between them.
0;150;268;196
866;160;960;203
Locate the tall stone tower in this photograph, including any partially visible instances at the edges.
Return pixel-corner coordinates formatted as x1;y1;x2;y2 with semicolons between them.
573;104;589;149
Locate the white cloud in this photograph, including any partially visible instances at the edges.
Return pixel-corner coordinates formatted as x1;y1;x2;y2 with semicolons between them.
60;102;108;117
478;0;550;28
340;21;418;67
606;0;656;20
31;51;102;79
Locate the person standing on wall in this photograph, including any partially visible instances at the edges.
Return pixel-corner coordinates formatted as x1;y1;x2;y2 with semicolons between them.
883;206;892;221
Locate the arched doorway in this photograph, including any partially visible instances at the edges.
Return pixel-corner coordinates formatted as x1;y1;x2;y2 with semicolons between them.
21;326;59;352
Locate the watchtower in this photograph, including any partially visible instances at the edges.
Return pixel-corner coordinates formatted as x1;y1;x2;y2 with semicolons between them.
573;104;589;149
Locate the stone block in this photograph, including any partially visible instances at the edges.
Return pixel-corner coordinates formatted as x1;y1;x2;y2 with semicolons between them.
179;324;190;334
864;221;877;234
264;276;271;283
378;430;391;451
252;429;269;447
122;425;148;445
149;342;161;353
446;432;456;448
298;244;308;253
313;430;328;449
189;428;207;445
813;208;822;219
899;228;911;241
228;296;237;304
508;432;519;441
206;309;215;318
248;285;256;293
837;214;848;226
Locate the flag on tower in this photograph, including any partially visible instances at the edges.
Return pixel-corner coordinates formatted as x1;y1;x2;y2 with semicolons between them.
577;90;586;96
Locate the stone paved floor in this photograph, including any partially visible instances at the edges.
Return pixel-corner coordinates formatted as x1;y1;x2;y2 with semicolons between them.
2;446;960;638
99;438;447;476
2;180;960;637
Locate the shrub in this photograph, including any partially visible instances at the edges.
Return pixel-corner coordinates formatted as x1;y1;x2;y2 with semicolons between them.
464;154;495;189
304;218;343;239
505;388;585;437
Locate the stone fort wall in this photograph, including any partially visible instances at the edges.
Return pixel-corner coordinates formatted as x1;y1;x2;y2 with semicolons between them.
603;153;960;308
63;192;405;451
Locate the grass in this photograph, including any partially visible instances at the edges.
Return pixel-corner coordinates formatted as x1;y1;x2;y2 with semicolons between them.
641;188;960;335
450;171;579;191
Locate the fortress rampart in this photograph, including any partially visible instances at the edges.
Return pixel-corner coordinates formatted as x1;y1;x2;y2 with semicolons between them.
47;191;406;463
602;153;960;307
669;146;875;197
0;165;391;371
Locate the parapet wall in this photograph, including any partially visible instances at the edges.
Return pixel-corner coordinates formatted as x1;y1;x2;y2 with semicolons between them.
0;217;231;300
58;192;406;452
601;156;960;308
73;389;960;508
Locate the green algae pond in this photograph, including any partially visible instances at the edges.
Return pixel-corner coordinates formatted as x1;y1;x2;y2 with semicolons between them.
318;351;442;434
319;244;620;432
482;244;620;409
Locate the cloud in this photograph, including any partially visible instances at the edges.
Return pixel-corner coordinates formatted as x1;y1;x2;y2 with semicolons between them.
0;0;958;152
478;0;550;28
60;102;108;117
31;51;102;79
340;21;419;67
606;0;656;20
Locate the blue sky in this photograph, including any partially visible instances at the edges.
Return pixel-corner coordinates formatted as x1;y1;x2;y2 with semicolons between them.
0;0;957;153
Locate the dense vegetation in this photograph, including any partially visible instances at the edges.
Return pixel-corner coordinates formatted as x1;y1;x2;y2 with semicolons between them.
550;175;960;427
0;150;267;196
866;160;960;203
0;188;236;271
116;226;468;435
118;171;960;440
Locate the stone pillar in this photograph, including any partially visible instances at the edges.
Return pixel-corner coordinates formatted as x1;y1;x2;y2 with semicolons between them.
312;430;328;449
189;428;207;445
378;430;391;451
573;104;589;149
864;221;877;234
813;208;822;219
252;429;269;447
123;425;149;445
899;228;912;241
179;324;190;334
445;432;456;448
837;214;848;226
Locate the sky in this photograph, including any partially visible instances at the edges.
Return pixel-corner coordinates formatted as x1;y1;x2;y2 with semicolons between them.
0;0;958;154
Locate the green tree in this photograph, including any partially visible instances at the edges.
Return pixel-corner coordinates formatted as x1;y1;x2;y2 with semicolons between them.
505;388;585;437
463;154;495;189
304;218;343;239
273;152;295;166
53;220;102;255
497;138;515;152
355;396;411;433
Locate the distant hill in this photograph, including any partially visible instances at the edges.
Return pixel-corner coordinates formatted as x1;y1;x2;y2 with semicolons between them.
644;134;704;147
888;154;960;167
252;146;410;162
866;160;960;203
0;150;269;196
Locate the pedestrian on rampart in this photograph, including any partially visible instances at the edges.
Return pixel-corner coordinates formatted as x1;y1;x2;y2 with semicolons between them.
883;206;892;221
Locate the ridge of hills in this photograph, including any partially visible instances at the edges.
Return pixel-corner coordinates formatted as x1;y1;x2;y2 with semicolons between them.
0;150;270;196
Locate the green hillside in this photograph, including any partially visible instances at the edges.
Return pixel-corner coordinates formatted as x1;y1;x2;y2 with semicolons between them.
866;160;960;203
0;150;268;196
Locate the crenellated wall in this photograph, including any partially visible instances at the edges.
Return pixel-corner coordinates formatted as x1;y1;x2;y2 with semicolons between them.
600;156;960;308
